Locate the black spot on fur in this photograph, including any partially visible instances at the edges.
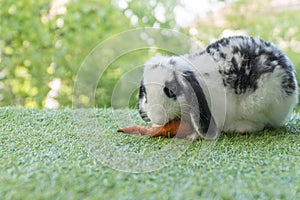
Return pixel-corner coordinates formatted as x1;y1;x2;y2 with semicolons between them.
182;71;212;135
281;65;296;95
188;50;205;59
151;64;160;70
164;86;176;99
206;36;297;95
138;79;147;103
169;58;176;65
220;52;226;59
138;79;150;122
164;74;182;100
195;51;206;56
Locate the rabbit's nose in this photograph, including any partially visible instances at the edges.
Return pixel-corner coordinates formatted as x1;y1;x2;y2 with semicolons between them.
148;104;168;125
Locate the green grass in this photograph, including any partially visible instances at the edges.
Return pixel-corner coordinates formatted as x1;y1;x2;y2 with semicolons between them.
0;107;300;199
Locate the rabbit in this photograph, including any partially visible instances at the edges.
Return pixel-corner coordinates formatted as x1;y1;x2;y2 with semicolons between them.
138;36;299;139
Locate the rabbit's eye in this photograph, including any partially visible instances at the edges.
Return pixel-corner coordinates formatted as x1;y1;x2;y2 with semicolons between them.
164;86;177;99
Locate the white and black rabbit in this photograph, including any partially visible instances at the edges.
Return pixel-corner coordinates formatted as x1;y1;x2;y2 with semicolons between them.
138;36;298;139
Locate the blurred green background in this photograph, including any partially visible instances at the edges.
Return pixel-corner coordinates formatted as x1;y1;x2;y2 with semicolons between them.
1;0;299;108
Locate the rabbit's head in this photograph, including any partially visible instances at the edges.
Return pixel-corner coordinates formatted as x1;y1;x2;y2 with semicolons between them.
138;55;218;138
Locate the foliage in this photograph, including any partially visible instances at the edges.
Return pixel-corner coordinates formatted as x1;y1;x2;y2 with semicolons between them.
1;0;52;107
0;0;300;108
0;0;180;108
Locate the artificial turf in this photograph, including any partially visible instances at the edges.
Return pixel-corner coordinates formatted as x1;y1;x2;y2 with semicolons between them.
0;107;299;199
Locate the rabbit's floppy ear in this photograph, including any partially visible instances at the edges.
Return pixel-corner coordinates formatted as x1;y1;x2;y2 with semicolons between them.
138;78;150;122
180;70;218;139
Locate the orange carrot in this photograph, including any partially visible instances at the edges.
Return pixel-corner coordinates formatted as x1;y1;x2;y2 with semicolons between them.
117;120;193;138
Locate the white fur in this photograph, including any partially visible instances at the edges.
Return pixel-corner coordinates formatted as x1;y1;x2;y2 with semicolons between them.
223;67;298;132
140;38;298;137
142;56;188;125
